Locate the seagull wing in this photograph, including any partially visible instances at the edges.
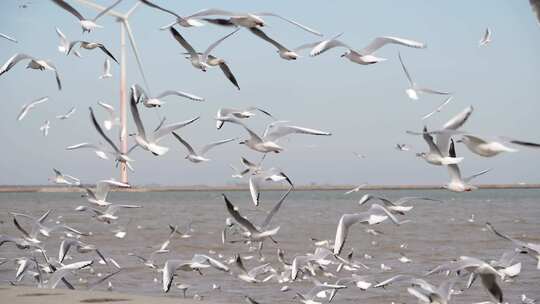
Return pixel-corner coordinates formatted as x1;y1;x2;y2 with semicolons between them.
202;28;239;61
217;60;240;90
200;138;236;155
360;36;426;55
334;213;370;255
139;0;183;19
186;8;236;19
0;53;33;76
463;169;491;183
260;186;292;229
93;0;123;21
154;116;200;141
51;0;85;21
0;32;17;43
129;88;147;140
169;27;197;56
265;125;331;142
531;0;540;24
223;194;258;233
398;52;414;86
255;12;322;36
89;107;120;153
421;96;453;120
249;27;289;52
155;90;204;101
171;132;196;155
97;44;119;64
310;33;348;56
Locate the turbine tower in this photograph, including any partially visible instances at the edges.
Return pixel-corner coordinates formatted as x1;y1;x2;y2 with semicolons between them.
75;0;152;184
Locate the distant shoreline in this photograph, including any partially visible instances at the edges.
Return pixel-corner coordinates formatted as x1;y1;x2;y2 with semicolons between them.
0;184;539;193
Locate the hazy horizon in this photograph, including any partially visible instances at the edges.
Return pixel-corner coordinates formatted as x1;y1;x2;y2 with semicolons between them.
1;1;539;187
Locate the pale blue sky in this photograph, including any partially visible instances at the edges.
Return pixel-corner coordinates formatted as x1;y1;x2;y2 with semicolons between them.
1;1;539;186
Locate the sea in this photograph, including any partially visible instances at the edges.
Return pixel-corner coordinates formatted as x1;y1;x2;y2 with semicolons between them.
0;189;539;303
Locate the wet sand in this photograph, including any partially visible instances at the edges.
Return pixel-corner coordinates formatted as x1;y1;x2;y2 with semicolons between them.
0;285;203;304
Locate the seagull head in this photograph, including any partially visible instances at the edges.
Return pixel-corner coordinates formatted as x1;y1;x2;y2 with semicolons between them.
249;14;265;27
238;140;247;145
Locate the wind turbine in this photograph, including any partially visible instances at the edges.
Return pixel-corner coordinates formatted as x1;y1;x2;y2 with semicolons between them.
74;0;152;184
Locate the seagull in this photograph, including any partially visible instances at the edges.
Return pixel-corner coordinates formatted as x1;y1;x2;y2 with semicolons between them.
479;28;492;46
421;96;453;120
358;194;441;214
170;26;238;72
130;88;199;156
89;107;134;169
58;239;107;264
248;27;315;60
417;126;464;166
395;143;412;151
84;179;130;206
531;0;540;24
51;0;123;33
56;27;81;57
99;59;112;79
238;121;331;153
223;194;281;243
133;83;203;108
398;52;450;100
311;34;426;65
249;169;293;206
66;142;110;160
343;184;368;195
17;96;48;121
40;120;50;136
427;256;504;303
334;204;408;255
97;101;119;130
291;247;334;280
456;135;518;157
215;107;274;129
229;157;264;178
0;32;17;43
486;222;540;269
67;41;119;63
76;204;141;224
12;211;87;243
296;278;347;304
49;168;80;185
0;54;62;90
234;254;271;283
139;0;205;29
171;132;236;163
444;139;490;192
43;260;94;289
162;255;229;292
56;107;76;120
186;9;322;36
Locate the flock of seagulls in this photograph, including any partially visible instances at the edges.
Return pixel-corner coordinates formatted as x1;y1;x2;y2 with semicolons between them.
1;1;540;304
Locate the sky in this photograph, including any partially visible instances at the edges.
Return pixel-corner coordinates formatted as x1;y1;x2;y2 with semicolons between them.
0;1;539;186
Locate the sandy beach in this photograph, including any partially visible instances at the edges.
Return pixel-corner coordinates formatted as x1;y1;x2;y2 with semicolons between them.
0;285;203;304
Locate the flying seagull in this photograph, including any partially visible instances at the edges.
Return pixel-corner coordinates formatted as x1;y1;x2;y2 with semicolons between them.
67;41;119;63
0;32;17;43
311;33;426;65
17;96;48;121
51;0;123;33
133;83;203;108
398;52;450;100
479;28;492;46
444;139;490;192
172;132;236;163
99;59;112;79
0;53;62;90
56;107;76;120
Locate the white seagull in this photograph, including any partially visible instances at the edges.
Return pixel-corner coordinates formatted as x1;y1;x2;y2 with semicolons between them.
0;54;62;90
334;204;408;255
417;126;464;166
248;27;315;60
172;132;235;163
249;168;293;206
170;26;239;72
130;89;199;156
444;139;490;192
40;120;50;136
49;168;80;185
51;0;123;33
186;9;322;36
56;27;81;57
67;41;118;63
479;28;492;46
215;107;274;129
133;83;203;108
311;33;426;65
97;101;119;130
17;96;48;121
56;107;76;120
456;135;518;157
238;122;331;153
486;222;540;269
398;52;450;100
99;59;112;79
84;179;130;206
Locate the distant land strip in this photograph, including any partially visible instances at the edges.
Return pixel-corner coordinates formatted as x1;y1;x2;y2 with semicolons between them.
0;184;539;193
